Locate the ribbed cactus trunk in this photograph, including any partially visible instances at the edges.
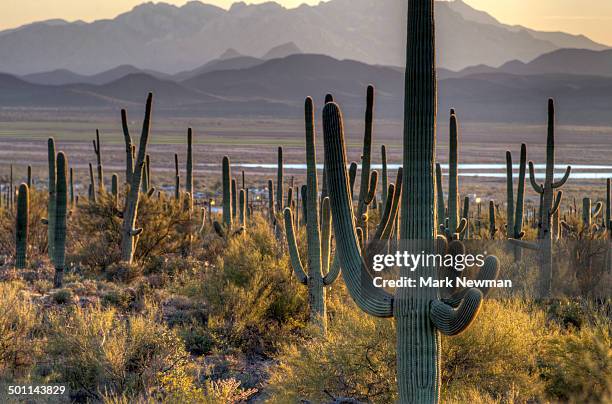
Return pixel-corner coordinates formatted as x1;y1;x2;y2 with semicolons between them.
222;156;232;228
239;189;246;228
489;201;497;239
93;129;104;193
121;93;153;264
381;145;388;207
88;163;97;203
27;166;32;190
268;179;275;222
231;178;237;220
186;128;194;212
435;163;445;229
277;147;283;212
111;174;119;209
174;153;180;200
448;111;459;236
15;183;29;269
53;152;68;288
397;1;440;401
47;138;56;260
69;167;74;207
356;85;375;234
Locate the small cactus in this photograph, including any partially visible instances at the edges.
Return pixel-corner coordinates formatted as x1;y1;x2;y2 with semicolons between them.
47;137;57;259
93;129;104;192
53;152;68;288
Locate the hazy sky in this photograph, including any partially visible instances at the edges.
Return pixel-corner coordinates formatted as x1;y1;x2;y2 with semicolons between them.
1;0;611;45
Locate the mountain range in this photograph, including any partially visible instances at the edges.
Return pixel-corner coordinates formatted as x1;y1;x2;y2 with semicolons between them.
0;0;607;75
3;51;612;125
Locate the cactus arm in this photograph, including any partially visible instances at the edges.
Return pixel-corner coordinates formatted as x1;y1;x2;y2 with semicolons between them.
435;162;445;229
381;145;388;206
456;217;468;237
552;166;571;189
514;144;527;237
323;102;393;318
348;162;358;200
551;191;563;216
593;201;603;219
442;255;500;308
430;288;483;336
448;112;460;234
364;170;378;205
323;254;341;286
373;184;395;240
121;109;134;184
320;196;332;276
509;238;539;251
529;162;544;194
356;85;374;221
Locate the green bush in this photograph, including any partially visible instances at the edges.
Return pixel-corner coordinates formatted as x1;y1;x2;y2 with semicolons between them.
0;282;41;378
266;300;397;403
45;305;196;401
542;319;612;403
441;299;546;402
201;216;307;356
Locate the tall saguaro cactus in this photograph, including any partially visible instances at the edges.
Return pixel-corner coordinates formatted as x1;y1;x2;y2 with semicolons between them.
15;183;29;269
186;128;194;212
53;152;68;288
93;129;104;192
47;138;57;259
356;85;379;240
222;156;232;228
120;93;153;264
506;144;527;241
511;99;571;295
439;111;467;240
284;97;340;334
277;147;284;212
322;1;499;402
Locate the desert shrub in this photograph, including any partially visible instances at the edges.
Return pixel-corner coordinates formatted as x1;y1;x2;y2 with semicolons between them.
51;288;74;304
441;299;546;402
0;282;41;378
73;193;193;273
266;301;397;403
268;298;548;403
542;319;612;403
202;215;307;356
45;305;196;401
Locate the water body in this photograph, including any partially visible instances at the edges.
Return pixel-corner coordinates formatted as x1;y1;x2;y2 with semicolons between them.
197;163;612;180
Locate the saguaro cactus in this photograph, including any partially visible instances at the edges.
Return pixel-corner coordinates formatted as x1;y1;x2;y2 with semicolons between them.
284;97;340;334
506;144;527;253
186;128;194;211
15;183;29;269
53;152;68;288
381;145;388;207
111;174;119;209
322;2;499;402
511;99;571;295
222;156;232;228
439;111;467;240
93;129;104;192
582;198;603;228
277;147;284;211
174;153;180;200
356;85;379;239
120;93;153;264
489;200;498;239
47;138;57;259
88;163;97;203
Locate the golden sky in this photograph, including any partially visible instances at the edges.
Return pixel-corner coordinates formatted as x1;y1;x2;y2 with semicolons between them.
1;0;611;45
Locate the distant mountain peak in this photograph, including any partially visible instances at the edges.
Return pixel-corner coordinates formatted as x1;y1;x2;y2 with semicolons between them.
262;42;302;60
219;48;244;60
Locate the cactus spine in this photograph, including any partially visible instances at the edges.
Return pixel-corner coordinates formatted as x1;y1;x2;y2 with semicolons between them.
120;93;153;264
52;152;68;288
47;137;56;259
284;97;340;334
322;2;499;402
15;183;29;269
